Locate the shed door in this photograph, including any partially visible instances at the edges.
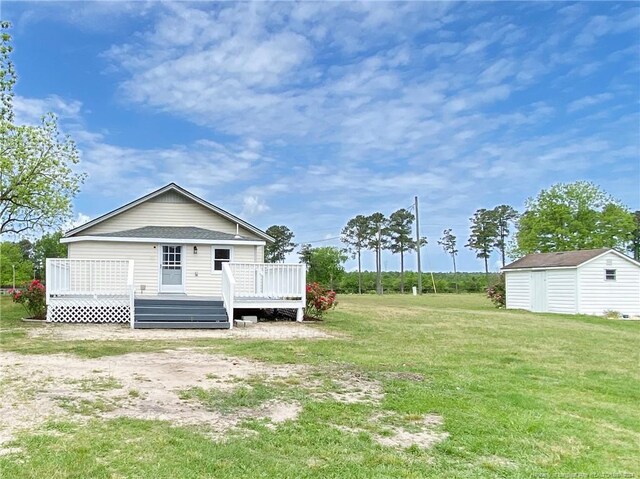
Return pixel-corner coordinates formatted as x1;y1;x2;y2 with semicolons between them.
531;271;547;312
159;245;184;293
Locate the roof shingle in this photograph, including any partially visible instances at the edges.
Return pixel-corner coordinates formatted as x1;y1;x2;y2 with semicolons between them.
502;248;611;269
88;226;256;241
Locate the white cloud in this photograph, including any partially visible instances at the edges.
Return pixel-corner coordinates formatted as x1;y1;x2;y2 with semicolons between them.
13;95;82;125
66;213;92;230
567;93;614;113
241;196;270;217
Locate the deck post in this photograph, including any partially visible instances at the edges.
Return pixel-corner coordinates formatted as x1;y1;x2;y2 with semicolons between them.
299;263;306;322
45;258;51;305
127;260;135;329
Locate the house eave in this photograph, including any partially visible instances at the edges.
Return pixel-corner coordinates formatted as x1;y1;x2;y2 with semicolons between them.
501;266;577;272
61;236;267;246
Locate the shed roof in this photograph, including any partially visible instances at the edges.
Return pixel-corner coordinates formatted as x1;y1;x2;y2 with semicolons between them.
87;226;256;242
503;248;612;269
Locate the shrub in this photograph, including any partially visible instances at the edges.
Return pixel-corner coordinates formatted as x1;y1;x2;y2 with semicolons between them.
305;282;337;319
10;279;47;319
486;274;506;308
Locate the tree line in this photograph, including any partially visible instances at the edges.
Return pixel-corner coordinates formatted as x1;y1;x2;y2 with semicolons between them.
1;232;67;286
265;181;639;293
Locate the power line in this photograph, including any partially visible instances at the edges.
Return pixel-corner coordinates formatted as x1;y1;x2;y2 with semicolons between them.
297;235;341;244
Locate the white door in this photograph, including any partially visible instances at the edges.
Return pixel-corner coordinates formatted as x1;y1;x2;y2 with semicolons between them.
531;270;547;312
159;245;184;293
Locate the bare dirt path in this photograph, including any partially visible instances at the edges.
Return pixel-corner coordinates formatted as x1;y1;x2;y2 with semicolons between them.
26;321;336;341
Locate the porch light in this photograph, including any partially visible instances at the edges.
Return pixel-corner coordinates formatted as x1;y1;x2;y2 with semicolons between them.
193;246;198;254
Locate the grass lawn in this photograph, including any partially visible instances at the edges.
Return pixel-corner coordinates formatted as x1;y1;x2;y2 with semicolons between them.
1;293;638;478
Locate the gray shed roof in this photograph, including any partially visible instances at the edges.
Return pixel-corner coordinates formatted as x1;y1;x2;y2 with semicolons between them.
502;248;611;269
88;226;257;242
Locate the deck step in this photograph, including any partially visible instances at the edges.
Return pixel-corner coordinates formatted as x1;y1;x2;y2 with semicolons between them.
135;307;227;315
134;299;223;307
135;321;230;329
135;314;228;322
133;297;228;328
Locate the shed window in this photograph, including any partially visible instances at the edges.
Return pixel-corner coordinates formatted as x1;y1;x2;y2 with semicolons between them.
212;247;231;271
605;269;616;281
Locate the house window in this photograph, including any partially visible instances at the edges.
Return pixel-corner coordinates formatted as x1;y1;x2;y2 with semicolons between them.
212;247;231;271
605;269;616;281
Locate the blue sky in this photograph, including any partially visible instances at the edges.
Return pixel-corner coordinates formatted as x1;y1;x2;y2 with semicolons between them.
3;1;639;272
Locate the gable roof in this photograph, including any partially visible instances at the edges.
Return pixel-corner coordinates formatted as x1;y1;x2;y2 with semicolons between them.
65;183;274;242
503;248;640;270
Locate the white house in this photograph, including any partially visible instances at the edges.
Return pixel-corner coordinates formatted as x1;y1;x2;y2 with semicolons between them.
46;183;306;329
502;248;640;317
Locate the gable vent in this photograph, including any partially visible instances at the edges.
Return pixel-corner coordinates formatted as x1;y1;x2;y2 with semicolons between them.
150;191;190;204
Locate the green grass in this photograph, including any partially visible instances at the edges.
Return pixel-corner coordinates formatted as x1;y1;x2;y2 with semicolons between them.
1;294;639;478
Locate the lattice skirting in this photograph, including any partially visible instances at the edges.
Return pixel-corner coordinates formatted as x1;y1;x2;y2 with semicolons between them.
47;296;130;324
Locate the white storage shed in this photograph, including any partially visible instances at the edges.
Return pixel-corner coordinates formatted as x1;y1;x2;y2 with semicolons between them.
502;249;640;317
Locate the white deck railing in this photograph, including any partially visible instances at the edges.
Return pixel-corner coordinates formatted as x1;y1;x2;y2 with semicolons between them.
229;263;306;299
45;259;135;325
46;259;133;298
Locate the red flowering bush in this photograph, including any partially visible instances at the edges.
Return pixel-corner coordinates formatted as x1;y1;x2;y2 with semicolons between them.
305;282;337;320
486;274;506;308
10;280;47;320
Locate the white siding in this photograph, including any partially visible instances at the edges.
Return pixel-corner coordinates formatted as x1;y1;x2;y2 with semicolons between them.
80;192;260;239
577;253;640;316
68;241;261;297
505;271;531;310
545;269;577;314
186;244;257;296
68;241;159;294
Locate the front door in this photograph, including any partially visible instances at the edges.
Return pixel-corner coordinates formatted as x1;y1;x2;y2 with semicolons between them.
159;245;184;293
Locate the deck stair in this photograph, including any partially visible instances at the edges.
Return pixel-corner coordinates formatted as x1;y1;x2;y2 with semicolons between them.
134;298;230;329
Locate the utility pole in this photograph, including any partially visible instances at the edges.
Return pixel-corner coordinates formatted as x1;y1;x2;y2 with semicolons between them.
12;264;16;289
415;196;422;295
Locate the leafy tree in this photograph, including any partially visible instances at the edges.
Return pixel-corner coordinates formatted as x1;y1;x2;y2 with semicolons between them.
629;211;640;261
17;238;33;261
1;21;16;122
265;225;295;263
366;212;388;294
299;245;347;289
341;214;370;294
386;209;426;293
515;182;635;255
438;228;458;292
0;241;34;287
298;243;312;265
466;209;498;276
0;25;85;235
489;205;518;267
33;231;67;279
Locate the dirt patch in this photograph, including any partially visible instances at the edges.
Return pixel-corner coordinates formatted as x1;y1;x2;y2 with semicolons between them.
337;413;448;450
324;372;384;404
27;322;336;342
0;349;307;446
0;349;387;448
373;414;448;449
0;347;443;452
